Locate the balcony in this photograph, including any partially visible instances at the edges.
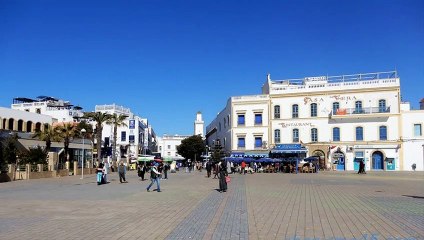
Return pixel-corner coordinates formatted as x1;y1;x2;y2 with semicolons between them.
331;107;391;118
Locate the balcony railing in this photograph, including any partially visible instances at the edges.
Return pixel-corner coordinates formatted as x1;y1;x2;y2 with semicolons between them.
331;107;390;116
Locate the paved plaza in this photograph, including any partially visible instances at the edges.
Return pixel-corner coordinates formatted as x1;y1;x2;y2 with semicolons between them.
0;170;423;240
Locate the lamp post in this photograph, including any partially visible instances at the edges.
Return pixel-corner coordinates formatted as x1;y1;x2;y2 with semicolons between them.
81;128;86;179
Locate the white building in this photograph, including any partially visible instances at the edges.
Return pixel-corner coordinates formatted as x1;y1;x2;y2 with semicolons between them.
157;134;189;160
0;107;53;132
94;104;157;161
11;96;84;123
206;71;424;171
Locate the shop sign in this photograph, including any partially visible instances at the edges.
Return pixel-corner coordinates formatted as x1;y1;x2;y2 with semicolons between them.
280;122;313;128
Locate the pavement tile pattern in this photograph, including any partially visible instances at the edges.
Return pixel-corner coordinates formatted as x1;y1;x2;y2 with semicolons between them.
0;170;423;240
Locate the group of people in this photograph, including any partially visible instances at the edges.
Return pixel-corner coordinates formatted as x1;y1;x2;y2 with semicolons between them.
96;161;128;185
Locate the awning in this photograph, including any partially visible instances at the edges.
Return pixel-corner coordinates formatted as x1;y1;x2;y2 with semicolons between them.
230;151;269;158
270;149;307;153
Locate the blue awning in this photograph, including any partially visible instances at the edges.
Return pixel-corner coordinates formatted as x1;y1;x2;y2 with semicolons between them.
270;149;307;153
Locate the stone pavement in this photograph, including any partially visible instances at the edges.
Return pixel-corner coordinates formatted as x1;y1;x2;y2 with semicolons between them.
0;170;423;240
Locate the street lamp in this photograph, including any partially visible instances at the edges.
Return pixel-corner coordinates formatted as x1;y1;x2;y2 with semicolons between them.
81;128;86;179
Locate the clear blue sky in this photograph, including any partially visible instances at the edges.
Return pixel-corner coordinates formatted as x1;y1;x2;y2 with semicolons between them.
1;0;423;136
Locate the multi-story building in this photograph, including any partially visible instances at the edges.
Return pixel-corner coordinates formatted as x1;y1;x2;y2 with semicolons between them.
157;134;189;160
206;71;424;171
11;96;84;123
94;104;157;161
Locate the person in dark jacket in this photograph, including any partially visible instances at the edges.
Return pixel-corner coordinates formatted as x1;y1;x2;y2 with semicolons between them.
97;163;104;185
218;160;228;192
118;161;127;183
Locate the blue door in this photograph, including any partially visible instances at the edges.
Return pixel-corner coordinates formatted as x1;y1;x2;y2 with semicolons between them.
353;158;361;171
337;157;345;171
372;152;384;170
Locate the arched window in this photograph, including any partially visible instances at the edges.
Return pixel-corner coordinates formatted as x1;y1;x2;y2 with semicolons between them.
292;129;299;143
356;127;363;141
292;104;299;118
274;105;280;119
8;118;15;131
333;127;340;141
379;99;387;113
379;126;387;140
311;128;318;142
26;121;33;132
35;122;42;132
274;129;281;143
311;103;318;117
332;102;340;114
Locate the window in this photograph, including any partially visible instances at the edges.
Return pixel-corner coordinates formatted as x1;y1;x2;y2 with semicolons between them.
355;101;363;114
121;131;126;141
36;108;41;114
223;119;226;128
219;123;221;131
237;114;245;125
255;137;262;148
414;124;422;137
311;103;318;117
254;113;262;125
129;135;135;143
333;127;340;141
238;137;245;148
379;99;386;113
292;104;299;118
293;129;299;143
159;146;162;151
311;128;318;142
167;145;171;149
274;105;280;119
333;102;340;114
379;126;387;140
356;127;363;141
274;129;281;143
167;152;171;156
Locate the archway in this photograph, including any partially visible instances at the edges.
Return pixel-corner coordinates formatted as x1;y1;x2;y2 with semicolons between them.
312;150;326;170
17;120;24;132
372;151;384;170
27;121;33;132
35;122;42;132
2;119;6;130
8;118;15;131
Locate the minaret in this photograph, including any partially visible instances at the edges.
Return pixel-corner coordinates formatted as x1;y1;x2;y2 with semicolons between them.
194;111;204;137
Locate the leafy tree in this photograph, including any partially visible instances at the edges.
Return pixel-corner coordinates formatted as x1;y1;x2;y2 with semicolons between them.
83;112;112;162
106;113;128;164
20;146;47;165
2;133;18;165
177;135;205;161
32;125;60;153
211;141;226;163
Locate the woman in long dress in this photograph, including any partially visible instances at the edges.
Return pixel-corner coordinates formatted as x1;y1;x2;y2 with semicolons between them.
218;160;228;192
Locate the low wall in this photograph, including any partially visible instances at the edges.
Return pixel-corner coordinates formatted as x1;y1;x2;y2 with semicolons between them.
74;168;97;175
29;171;55;179
57;169;69;177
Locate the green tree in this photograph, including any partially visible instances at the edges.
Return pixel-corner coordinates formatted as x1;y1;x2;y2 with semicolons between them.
2;133;18;165
211;141;225;163
32;125;60;153
176;135;205;161
20;146;47;165
56;123;78;165
106;113;128;165
83;112;112;162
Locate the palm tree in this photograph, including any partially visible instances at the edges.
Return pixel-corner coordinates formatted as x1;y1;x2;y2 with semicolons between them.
56;123;78;166
83;112;112;162
106;113;128;165
32;125;60;153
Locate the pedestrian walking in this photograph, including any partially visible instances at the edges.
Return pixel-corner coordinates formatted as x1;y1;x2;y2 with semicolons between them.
163;163;169;179
213;162;219;179
241;161;246;175
140;164;146;181
97;162;104;185
118;161;127;183
146;164;161;192
206;161;212;178
102;161;109;183
218;160;228;192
